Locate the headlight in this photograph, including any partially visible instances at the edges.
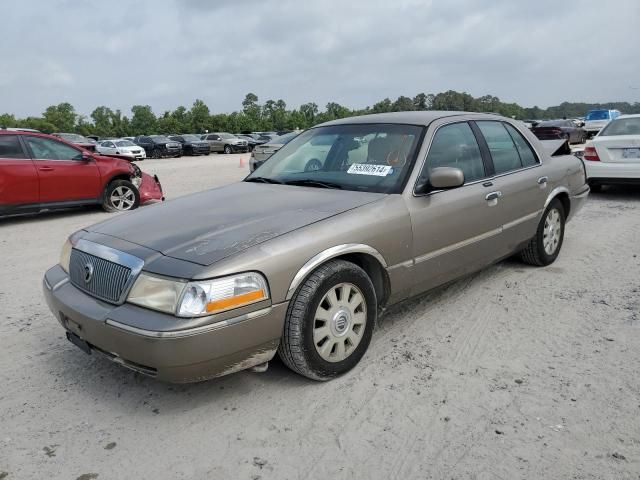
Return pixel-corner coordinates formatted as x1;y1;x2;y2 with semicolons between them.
127;272;269;317
60;239;73;273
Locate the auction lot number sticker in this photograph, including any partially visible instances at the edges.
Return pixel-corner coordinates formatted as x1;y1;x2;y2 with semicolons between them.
347;163;392;176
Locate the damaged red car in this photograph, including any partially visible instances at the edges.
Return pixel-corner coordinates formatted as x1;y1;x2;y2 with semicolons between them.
0;130;164;216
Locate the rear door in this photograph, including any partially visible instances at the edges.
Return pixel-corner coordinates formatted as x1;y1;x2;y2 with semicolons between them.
405;121;506;295
23;136;101;203
474;121;547;253
0;134;39;210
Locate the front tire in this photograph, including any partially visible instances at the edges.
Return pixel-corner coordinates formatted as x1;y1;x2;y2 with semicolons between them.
278;260;377;381
520;199;565;266
102;180;140;212
151;148;162;159
224;145;232;154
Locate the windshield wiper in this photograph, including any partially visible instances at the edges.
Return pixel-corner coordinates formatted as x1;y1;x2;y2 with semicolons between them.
283;179;343;190
244;176;284;184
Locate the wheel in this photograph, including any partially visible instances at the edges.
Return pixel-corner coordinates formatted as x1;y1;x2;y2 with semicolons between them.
304;158;322;172
278;259;377;381
564;132;571;144
520;199;565;266
102;180;140;212
151;148;161;159
224;145;232;154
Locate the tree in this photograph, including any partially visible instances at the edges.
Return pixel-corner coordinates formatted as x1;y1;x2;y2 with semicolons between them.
392;96;415;112
130;105;157;135
372;98;392;113
413;93;434;111
242;92;261;127
91;106;116;136
0;113;17;128
190;99;210;133
300;102;318;127
43;102;77;131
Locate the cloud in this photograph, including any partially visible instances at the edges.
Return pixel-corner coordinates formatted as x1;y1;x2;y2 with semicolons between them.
0;0;638;117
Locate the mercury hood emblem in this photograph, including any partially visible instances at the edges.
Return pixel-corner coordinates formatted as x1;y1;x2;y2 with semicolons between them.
83;263;94;284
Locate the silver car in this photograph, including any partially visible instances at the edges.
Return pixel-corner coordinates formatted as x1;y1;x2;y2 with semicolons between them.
201;132;249;154
96;139;147;160
44;112;589;383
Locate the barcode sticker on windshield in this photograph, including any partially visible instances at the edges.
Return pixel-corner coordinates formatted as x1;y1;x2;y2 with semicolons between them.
347;163;392;176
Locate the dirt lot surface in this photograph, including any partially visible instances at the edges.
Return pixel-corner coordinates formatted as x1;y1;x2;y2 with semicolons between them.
1;153;639;479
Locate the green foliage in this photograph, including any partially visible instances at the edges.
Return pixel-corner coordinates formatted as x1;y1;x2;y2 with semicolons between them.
4;93;640;138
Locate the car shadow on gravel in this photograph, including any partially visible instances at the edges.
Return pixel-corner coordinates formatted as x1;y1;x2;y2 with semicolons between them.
0;205;104;226
588;185;640;200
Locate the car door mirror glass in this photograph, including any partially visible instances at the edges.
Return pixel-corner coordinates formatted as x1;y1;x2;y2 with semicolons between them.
81;152;93;161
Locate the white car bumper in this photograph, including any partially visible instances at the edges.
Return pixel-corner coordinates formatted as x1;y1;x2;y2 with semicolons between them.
584;160;640;182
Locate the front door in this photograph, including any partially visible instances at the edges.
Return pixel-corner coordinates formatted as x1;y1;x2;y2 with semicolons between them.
23;136;101;204
0;134;39;211
405;121;506;295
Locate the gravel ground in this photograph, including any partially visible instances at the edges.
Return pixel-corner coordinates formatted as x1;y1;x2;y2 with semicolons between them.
1;153;639;480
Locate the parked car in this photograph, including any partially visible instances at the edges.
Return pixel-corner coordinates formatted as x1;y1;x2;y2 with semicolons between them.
96;138;147;161
249;131;301;171
583;114;640;192
531;120;586;144
168;134;211;156
133;135;182;158
0;131;163;216
201;132;249;154
236;134;265;151
52;133;97;151
43;111;588;383
583;109;621;138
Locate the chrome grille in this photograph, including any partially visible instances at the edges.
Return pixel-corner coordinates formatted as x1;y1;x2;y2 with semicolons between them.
69;249;132;303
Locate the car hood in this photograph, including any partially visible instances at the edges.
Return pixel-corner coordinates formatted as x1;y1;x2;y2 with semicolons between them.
86;182;385;266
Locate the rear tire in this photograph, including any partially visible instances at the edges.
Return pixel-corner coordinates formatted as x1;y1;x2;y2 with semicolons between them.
520;199;565;266
102;180;140;213
278;260;377;381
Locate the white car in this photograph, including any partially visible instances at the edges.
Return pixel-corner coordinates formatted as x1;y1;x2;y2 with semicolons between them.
96;139;146;160
583;109;621;138
583;114;640;192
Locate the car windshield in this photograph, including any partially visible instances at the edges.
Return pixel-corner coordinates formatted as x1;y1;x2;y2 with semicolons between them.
181;134;200;141
245;123;424;194
219;133;236;139
585;110;610;121
60;133;90;142
115;140;136;147
598;117;640;136
268;132;299;145
151;135;171;143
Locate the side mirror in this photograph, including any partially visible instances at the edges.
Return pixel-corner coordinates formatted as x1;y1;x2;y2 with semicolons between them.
81;152;93;161
416;167;465;193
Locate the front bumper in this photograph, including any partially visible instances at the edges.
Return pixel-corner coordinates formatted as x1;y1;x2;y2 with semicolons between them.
43;265;286;383
231;144;249;153
138;173;164;204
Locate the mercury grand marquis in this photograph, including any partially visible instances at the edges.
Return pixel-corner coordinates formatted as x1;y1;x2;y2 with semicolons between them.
43;111;589;382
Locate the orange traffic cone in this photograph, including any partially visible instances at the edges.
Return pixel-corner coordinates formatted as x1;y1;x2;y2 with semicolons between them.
238;156;245;168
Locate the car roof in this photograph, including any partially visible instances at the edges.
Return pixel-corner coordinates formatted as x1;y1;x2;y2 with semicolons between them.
317;111;502;127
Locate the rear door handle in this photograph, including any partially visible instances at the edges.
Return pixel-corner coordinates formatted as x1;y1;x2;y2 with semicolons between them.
485;191;503;201
537;176;548;185
39;166;54;172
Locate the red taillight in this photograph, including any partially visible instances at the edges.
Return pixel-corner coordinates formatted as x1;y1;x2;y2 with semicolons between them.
583;146;600;161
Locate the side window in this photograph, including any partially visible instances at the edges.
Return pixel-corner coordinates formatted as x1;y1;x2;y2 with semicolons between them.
25;136;82;161
476;121;522;174
0;135;27;159
105;141;115;148
504;124;539;167
420;122;485;184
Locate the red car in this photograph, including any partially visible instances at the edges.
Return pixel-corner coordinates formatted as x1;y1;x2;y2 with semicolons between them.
0;130;164;216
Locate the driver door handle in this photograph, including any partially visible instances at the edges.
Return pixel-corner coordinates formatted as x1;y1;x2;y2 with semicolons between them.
485;191;502;201
39;166;54;172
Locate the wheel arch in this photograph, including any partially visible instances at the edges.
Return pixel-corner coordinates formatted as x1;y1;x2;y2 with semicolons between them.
286;244;391;308
544;186;571;219
100;173;136;201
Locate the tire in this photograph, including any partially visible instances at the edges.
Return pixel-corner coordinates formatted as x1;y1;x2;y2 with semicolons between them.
278;259;377;381
224;145;232;154
151;148;162;159
102;180;140;213
520;199;565;266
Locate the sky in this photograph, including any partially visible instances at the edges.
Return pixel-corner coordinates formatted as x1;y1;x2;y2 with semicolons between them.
1;0;639;117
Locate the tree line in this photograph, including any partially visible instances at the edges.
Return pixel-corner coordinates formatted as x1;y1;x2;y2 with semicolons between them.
2;91;639;137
